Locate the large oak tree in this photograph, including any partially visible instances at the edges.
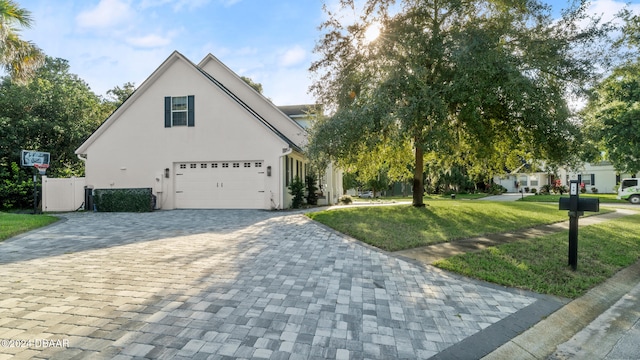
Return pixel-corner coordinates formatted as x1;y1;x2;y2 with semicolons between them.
309;0;612;206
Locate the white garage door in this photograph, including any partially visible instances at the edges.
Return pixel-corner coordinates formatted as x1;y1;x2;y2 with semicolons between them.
174;161;265;209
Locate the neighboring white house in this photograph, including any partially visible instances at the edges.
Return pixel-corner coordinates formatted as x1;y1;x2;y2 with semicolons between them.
494;161;636;194
75;51;341;210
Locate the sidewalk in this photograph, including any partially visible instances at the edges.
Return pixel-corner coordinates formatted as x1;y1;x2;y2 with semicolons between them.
395;208;640;359
395;208;636;265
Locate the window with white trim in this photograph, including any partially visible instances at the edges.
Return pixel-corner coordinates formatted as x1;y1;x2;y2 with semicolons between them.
233;163;240;168
255;162;262;168
190;164;197;169
244;163;251;168
165;95;194;128
212;163;218;168
172;97;187;126
179;164;186;169
222;163;229;168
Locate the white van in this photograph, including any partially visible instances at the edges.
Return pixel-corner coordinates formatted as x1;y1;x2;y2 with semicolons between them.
618;178;640;204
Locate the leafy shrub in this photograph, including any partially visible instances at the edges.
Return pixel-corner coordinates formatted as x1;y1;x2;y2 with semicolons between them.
524;187;530;193
580;187;587;193
591;187;598;193
540;184;552;194
93;188;153;212
487;184;507;195
339;195;353;205
0;162;37;210
288;177;305;209
305;174;318;205
531;188;537;194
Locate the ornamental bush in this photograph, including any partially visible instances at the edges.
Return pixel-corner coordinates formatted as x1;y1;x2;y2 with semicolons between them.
288;177;305;209
93;188;153;212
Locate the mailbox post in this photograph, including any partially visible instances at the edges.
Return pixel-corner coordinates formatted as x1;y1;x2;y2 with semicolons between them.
559;180;600;270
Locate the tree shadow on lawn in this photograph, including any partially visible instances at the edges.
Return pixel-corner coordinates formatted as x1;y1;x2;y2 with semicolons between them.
310;202;566;252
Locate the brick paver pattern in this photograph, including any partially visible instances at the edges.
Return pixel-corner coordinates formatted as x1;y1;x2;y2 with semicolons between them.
0;210;535;359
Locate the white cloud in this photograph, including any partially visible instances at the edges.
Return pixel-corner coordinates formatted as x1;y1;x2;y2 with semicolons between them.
126;33;172;48
279;46;307;67
587;0;639;23
76;0;134;29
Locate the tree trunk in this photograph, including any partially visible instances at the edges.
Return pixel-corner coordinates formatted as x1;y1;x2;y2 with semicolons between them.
413;145;425;207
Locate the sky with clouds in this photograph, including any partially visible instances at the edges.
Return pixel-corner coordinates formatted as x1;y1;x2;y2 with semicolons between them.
13;0;640;105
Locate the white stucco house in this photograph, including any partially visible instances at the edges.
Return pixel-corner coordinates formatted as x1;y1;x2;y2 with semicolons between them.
75;51;342;210
494;161;635;194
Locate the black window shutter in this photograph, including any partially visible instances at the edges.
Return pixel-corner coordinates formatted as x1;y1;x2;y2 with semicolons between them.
164;97;171;128
188;95;195;127
591;174;595;186
577;174;582;183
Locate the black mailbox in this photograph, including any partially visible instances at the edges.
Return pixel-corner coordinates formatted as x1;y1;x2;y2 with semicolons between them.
559;180;600;270
559;197;600;212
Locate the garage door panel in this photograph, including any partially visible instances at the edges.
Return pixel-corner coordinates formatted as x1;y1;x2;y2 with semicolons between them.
175;161;264;209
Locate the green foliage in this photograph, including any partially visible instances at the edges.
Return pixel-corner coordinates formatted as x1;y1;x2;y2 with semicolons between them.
104;82;136;107
305;174;318;205
240;76;263;94
0;0;45;82
342;172;360;192
487;183;507;195
309;0;613;208
338;195;353;205
0;57;112;179
0;162;35;210
93;188;153;212
288;177;305;209
582;62;640;174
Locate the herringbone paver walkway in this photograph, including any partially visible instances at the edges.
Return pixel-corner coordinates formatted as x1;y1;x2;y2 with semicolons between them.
0;210;538;359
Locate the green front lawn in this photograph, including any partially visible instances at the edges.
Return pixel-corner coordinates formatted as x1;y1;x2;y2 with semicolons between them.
0;212;59;242
354;193;490;202
433;214;640;298
307;202;573;251
519;193;627;203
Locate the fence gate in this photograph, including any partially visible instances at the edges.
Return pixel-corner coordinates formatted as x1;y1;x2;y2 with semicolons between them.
42;177;86;212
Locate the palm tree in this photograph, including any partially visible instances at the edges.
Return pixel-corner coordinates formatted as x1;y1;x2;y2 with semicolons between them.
0;0;44;82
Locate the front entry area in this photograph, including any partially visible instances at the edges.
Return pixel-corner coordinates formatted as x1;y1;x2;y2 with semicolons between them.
174;161;265;209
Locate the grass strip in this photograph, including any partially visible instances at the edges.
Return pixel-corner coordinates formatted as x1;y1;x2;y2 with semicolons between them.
433;214;640;299
0;212;59;242
518;193;627;203
307;202;574;251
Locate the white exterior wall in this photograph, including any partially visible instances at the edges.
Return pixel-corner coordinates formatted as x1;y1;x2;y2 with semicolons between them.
198;55;308;148
81;55;290;209
560;163;632;193
494;173;550;193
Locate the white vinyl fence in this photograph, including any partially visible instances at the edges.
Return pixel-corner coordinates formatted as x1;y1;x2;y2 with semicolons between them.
41;177;86;212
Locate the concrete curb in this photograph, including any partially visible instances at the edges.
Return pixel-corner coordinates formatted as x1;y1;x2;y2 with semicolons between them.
482;259;640;359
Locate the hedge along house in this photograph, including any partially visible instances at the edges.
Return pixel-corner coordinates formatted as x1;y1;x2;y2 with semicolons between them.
75;51;338;209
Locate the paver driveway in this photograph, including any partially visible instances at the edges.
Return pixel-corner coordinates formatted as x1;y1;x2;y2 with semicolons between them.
0;210;539;359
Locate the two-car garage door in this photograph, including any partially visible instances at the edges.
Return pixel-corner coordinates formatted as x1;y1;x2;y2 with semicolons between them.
174;161;265;209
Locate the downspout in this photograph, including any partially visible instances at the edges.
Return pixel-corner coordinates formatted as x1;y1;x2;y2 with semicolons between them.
77;154;87;163
279;147;293;210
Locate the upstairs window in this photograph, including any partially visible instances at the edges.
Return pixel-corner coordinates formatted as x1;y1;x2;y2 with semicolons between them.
165;95;194;127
